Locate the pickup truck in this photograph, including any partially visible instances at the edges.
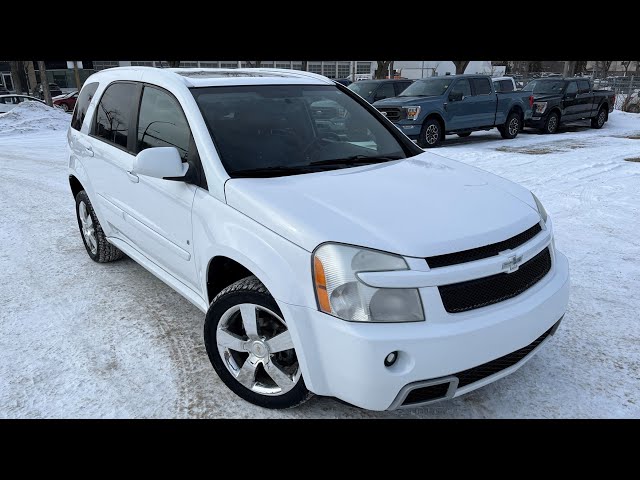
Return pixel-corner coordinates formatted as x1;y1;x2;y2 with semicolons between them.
523;77;615;134
372;74;533;147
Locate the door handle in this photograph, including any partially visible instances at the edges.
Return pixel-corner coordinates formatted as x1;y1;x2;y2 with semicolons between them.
80;142;94;157
126;171;139;183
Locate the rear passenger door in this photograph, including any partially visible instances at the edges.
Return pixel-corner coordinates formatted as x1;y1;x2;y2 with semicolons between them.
118;84;200;291
85;82;140;242
470;77;496;126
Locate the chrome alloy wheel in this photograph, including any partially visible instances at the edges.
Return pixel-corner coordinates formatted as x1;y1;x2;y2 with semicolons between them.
425;123;439;145
547;115;558;133
216;304;301;396
508;116;520;136
78;201;97;255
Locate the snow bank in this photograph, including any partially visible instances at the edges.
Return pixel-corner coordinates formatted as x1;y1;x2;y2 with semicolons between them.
0;100;71;136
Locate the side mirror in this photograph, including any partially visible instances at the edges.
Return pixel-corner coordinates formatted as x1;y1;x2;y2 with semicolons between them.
132;147;188;180
449;91;464;102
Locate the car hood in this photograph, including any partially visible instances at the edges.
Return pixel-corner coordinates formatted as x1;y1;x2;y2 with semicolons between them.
373;96;439;107
224;151;541;257
531;93;562;102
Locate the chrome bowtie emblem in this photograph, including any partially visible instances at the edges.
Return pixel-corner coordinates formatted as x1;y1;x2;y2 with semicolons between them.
502;254;523;273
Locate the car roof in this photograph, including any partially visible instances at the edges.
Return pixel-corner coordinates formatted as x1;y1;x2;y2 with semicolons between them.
0;94;39;98
492;76;513;81
356;79;410;83
86;66;335;89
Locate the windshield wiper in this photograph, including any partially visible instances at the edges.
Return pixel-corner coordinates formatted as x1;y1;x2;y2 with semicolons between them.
310;155;403;166
232;165;323;178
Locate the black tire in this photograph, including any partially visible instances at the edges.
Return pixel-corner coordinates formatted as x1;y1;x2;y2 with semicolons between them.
457;132;471;138
541;111;560;134
418;118;443;148
499;111;521;139
60;103;69;112
591;106;607;129
204;276;312;409
75;190;124;263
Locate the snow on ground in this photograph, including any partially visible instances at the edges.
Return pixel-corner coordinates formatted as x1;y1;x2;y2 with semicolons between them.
1;104;639;418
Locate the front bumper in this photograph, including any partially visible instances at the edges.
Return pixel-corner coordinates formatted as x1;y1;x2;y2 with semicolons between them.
280;250;570;411
526;115;547;129
393;122;422;139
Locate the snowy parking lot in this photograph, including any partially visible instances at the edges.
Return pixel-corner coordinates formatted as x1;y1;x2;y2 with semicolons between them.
1;103;639;418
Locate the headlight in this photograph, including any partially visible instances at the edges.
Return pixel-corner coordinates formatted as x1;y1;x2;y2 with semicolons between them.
313;243;424;322
533;102;547;114
531;192;548;223
403;106;421;120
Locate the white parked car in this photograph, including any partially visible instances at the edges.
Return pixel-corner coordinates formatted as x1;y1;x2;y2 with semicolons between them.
0;94;44;113
67;67;570;410
492;76;518;92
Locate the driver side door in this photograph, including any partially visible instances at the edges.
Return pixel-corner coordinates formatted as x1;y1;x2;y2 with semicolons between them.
445;78;473;130
118;84;201;291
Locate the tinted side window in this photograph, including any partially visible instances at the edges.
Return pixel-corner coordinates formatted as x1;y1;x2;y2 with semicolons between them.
452;79;472;97
566;82;578;94
137;86;191;161
472;78;492;95
376;83;395;100
394;81;411;96
500;80;514;92
93;82;137;148
577;80;590;94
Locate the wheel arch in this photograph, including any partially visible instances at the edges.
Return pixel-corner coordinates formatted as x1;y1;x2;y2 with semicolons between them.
509;104;524;121
69;174;84;199
424;112;445;131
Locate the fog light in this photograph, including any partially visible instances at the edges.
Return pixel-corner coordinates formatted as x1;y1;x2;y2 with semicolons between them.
384;351;398;367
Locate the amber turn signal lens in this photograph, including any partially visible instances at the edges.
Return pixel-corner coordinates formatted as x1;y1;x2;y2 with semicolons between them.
314;256;331;313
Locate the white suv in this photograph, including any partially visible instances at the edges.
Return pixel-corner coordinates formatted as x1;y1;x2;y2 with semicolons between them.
67;67;570;411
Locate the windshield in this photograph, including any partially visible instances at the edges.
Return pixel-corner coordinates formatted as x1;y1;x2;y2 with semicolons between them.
399;78;452;97
522;80;566;94
191;85;411;177
347;81;378;97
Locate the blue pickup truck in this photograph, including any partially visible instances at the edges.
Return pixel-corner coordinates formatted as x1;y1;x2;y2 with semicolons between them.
372;74;534;147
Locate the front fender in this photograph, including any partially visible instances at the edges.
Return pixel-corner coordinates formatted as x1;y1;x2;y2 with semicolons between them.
192;189;315;309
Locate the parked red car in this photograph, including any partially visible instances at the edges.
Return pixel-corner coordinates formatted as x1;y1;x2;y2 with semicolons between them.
53;91;78;112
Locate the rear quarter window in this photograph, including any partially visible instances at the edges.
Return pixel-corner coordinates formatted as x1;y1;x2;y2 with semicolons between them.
71;82;99;131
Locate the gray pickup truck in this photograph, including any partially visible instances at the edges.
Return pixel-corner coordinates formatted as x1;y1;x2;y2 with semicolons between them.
373;74;533;147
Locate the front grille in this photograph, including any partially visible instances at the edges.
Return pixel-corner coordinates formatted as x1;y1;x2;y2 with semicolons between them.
456;324;554;388
426;223;542;268
402;382;451;406
439;247;552;313
376;107;402;121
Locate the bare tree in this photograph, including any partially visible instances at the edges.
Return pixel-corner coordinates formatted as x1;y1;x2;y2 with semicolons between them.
24;61;38;95
245;61;262;68
574;60;587;76
563;61;576;77
301;60;308;72
9;61;24;94
38;61;52;106
595;60;613;78
453;60;470;75
167;61;180;68
375;61;394;79
73;61;82;90
621;61;633;76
